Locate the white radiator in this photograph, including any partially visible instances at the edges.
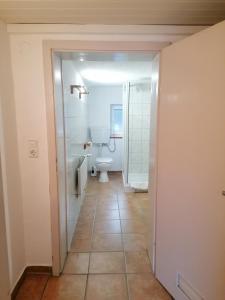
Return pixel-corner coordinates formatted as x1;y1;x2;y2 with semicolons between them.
77;155;88;196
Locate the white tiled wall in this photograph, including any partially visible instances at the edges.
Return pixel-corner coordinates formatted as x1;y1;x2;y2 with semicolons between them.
87;85;123;171
128;82;151;177
62;60;89;248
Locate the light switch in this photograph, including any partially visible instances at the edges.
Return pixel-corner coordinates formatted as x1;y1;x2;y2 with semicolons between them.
28;140;39;158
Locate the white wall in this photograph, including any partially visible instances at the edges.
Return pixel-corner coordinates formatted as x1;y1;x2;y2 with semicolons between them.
62;60;88;247
88;85;123;171
0;21;26;291
9;35;52;267
7;24;206;273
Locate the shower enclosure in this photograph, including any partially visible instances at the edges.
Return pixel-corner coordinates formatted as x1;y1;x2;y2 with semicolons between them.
123;80;151;191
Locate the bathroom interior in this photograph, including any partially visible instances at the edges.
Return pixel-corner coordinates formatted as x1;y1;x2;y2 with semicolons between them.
53;51;159;277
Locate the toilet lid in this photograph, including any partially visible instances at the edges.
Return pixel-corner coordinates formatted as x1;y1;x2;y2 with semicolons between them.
96;157;113;163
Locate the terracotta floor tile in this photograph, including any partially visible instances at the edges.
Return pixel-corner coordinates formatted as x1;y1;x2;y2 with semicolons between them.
119;208;141;220
94;220;121;234
80;205;96;212
141;203;150;210
97;186;115;193
75;221;93;230
15;274;49;300
78;210;95;220
98;185;115;191
92;233;123;251
125;251;152;273
85;189;97;195
42;275;87;300
84;195;98;203
82;200;97;208
16;174;163;300
86;274;128;300
118;200;138;209
97;194;117;201
70;238;92;252
89;252;125;273
74;222;93;239
63;253;89;274
117;193;129;201
97;200;119;210
127;274;172;300
77;215;94;224
95;209;120;220
119;194;136;201
121;219;148;234
123;234;147;251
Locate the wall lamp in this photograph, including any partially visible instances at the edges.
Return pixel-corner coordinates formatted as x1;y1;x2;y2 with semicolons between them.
70;85;89;99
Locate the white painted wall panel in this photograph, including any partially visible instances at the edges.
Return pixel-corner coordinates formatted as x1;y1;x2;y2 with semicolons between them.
9;35;52;267
156;21;225;300
0;21;25;291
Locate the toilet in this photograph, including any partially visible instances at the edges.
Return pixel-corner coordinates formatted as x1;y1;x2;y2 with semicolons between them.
96;157;113;182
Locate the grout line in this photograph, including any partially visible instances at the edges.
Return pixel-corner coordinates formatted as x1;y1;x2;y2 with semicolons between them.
118;191;131;300
70;249;124;253
84;273;89;300
84;193;97;300
63;271;152;275
40;275;50;300
88;193;98;262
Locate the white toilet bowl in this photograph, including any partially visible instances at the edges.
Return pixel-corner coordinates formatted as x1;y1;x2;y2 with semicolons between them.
96;157;113;182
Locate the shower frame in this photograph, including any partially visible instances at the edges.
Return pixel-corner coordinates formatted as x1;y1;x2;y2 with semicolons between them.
123;79;152;190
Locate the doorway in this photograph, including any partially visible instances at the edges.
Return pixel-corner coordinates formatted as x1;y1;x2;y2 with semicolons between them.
45;46;170;299
53;49;158;269
43;41;163;278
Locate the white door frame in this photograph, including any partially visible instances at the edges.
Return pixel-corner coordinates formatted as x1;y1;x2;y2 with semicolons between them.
0;99;10;299
43;40;167;276
0;155;10;300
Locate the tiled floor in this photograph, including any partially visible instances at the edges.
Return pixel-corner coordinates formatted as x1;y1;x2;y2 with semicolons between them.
15;172;172;300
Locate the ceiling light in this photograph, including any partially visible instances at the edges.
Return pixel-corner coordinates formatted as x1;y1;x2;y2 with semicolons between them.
81;69;128;84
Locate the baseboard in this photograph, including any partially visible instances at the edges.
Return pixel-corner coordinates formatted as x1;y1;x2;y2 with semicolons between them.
25;266;52;274
11;268;27;300
108;170;122;174
11;265;52;300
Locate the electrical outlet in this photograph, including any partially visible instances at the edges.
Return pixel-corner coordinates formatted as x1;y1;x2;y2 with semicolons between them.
28;140;39;158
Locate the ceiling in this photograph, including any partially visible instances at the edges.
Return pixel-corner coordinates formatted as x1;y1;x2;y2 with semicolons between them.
73;61;152;86
0;0;225;25
60;52;153;86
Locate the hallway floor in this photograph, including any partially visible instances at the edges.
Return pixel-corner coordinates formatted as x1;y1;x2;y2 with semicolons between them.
15;172;172;300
